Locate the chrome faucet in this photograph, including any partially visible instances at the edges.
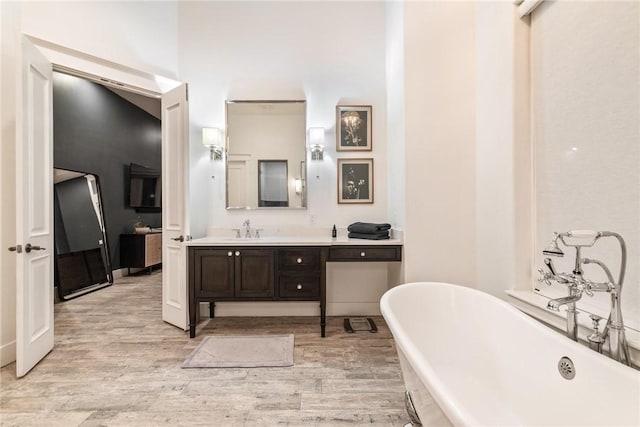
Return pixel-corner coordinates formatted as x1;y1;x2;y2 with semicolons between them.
243;219;251;238
538;230;631;366
547;293;584;312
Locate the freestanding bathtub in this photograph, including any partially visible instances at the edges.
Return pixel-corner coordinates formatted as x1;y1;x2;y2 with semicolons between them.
380;282;640;427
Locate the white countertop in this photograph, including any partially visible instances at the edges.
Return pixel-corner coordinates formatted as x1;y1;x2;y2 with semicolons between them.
186;235;403;247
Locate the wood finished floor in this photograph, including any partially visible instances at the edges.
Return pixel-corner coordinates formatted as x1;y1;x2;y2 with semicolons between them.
0;271;407;426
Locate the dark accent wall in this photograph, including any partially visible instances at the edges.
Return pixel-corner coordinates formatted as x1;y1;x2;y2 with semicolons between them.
53;72;161;269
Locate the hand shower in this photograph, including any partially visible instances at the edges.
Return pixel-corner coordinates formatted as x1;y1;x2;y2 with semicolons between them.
543;233;564;257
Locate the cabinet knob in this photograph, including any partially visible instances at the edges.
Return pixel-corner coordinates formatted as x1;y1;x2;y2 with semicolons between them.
296;258;303;264
360;251;366;257
296;284;303;290
235;251;240;256
227;251;233;257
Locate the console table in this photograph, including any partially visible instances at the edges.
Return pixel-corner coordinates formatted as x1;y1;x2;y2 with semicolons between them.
187;239;402;338
120;232;162;274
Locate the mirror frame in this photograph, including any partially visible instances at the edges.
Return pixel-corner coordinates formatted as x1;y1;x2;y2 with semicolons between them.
225;100;307;210
54;168;113;300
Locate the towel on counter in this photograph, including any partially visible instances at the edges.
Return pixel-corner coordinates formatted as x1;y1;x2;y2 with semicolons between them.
347;222;392;234
348;232;390;240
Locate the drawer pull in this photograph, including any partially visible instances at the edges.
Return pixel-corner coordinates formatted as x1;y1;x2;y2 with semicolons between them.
296;257;303;264
360;251;366;257
235;251;240;256
296;284;303;290
227;251;233;257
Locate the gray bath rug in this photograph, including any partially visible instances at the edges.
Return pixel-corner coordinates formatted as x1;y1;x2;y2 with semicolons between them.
181;334;294;368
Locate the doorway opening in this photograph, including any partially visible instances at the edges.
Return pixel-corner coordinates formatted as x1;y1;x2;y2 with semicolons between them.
51;69;163;303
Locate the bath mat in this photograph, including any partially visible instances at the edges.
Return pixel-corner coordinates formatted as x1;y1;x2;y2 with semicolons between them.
181;334;294;368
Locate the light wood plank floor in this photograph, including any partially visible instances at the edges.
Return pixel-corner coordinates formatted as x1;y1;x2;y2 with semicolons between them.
0;270;408;426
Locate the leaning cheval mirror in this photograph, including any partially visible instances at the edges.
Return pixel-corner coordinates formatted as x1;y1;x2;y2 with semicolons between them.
54;168;113;300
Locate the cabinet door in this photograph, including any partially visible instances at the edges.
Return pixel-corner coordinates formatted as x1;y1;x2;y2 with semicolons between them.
145;233;162;266
195;249;235;298
235;249;275;298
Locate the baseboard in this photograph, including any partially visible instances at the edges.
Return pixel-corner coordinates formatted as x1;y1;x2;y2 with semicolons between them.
0;340;16;368
327;302;381;316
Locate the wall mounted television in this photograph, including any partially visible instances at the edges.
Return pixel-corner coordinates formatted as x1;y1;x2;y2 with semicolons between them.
129;163;161;210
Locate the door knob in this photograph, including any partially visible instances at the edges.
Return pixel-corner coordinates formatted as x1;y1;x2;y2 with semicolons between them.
172;235;184;242
296;258;303;264
8;245;22;253
227;251;233;257
235;251;240;256
24;243;45;253
296;284;303;290
360;251;366;257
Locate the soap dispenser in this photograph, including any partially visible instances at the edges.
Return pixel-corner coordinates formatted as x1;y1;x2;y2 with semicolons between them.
332;224;337;239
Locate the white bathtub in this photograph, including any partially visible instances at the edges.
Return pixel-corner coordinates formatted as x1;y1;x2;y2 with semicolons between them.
380;282;640;427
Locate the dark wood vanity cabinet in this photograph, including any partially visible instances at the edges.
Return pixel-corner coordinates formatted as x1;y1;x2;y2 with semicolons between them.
189;246;326;338
191;248;275;299
328;245;401;262
188;244;401;338
278;248;321;299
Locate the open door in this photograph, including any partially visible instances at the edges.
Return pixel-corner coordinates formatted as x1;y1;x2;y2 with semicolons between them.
161;84;189;330
15;36;54;377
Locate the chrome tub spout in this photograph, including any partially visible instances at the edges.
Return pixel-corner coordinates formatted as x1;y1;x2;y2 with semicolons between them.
547;293;583;311
547;290;582;341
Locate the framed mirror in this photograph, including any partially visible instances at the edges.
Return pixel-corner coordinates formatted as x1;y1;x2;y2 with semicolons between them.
54;168;113;300
226;100;307;209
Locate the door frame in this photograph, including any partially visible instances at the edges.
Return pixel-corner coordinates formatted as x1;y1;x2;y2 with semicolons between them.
12;34;188;372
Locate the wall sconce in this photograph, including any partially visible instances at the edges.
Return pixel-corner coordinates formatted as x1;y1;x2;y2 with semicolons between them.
202;127;223;160
308;127;325;161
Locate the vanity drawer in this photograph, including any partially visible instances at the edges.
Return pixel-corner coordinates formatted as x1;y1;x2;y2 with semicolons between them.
278;248;320;270
328;246;402;262
279;273;320;298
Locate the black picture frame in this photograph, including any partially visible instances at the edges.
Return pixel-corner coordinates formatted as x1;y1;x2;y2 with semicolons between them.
336;105;372;151
337;158;374;204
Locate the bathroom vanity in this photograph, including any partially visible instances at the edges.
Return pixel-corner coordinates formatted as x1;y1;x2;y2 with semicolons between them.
187;236;402;338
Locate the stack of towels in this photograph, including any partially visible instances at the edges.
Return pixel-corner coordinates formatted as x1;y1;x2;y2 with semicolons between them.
347;222;392;240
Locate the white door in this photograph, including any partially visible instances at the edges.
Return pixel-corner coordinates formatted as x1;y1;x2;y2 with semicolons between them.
15;37;54;377
227;160;247;207
161;84;189;329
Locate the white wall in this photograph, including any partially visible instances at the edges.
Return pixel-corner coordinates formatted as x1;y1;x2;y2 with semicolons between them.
0;2;18;367
400;2;531;299
386;1;405;231
403;1;478;287
475;3;532;298
0;0;178;367
531;1;639;331
178;1;389;231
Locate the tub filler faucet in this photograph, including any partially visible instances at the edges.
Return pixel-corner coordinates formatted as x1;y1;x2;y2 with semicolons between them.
538;230;631;366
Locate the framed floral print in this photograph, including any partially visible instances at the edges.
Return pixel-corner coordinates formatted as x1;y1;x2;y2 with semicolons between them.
337;158;374;204
336;105;372;151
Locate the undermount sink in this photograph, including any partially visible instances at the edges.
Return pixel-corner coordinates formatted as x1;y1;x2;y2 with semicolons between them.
219;236;280;242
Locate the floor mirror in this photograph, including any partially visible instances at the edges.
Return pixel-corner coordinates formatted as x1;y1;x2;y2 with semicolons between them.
54;168;113;300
